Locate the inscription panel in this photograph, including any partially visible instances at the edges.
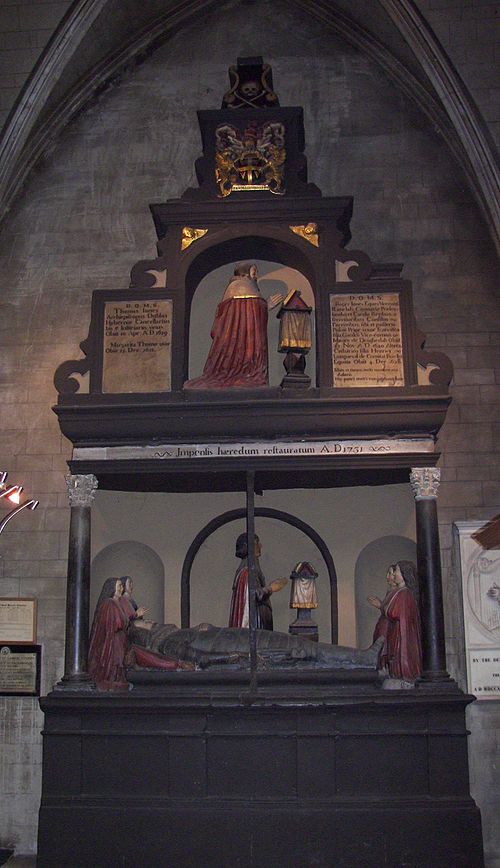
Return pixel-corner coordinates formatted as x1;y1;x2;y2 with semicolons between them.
0;598;36;643
102;299;172;393
0;645;40;695
74;437;434;462
330;292;404;387
454;522;500;699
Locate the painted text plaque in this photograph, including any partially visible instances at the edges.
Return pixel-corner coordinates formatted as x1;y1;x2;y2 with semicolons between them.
102;299;172;393
330;292;404;387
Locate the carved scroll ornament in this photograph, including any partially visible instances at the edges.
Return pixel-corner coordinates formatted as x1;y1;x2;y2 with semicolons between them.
415;325;453;387
53;338;90;395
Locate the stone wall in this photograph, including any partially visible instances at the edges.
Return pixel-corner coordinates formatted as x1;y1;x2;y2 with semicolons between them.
0;2;499;145
0;0;498;859
0;0;71;131
415;0;500;147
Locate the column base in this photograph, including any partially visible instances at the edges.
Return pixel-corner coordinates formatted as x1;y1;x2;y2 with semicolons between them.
280;373;311;389
288;618;318;642
54;674;96;693
417;673;459;693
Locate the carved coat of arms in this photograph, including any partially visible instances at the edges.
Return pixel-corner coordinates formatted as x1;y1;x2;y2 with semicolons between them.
215;121;286;197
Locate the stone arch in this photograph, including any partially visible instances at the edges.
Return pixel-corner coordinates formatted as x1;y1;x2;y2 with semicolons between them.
185;233;317;313
181;507;339;643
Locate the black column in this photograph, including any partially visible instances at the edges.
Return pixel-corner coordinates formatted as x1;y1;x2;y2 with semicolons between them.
411;468;449;682
246;471;258;692
58;474;97;689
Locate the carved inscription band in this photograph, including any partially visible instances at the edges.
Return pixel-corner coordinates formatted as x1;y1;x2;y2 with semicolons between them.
65;474;98;507
410;467;440;500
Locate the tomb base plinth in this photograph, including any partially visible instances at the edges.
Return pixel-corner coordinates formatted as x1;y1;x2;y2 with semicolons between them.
38;682;483;867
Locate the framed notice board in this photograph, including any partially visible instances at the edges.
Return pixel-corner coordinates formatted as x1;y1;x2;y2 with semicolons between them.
0;598;37;644
0;644;41;696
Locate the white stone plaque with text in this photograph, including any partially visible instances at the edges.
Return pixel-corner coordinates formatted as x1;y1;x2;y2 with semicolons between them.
454;522;500;699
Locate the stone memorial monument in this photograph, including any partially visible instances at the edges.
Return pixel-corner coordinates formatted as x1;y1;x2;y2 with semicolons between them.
38;57;483;868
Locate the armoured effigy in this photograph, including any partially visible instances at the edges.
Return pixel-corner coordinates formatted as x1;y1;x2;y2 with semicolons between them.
129;620;382;671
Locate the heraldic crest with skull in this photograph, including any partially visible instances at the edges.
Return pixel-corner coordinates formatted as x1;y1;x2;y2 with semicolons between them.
214;55;286;197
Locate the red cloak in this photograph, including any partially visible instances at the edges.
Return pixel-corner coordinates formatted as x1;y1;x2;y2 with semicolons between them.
88;597;129;690
229;563;273;630
118;595;137;622
384;586;422;680
372;590;396;671
185;296;268;389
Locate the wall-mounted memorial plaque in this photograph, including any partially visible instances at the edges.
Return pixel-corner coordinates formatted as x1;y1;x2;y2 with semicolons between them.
0;598;37;643
0;644;41;696
101;298;172;393
454;522;500;699
330;291;404;387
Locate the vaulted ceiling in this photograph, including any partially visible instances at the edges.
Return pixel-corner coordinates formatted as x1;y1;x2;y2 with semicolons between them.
0;0;498;251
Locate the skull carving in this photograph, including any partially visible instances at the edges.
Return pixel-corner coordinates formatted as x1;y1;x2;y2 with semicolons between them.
241;80;260;98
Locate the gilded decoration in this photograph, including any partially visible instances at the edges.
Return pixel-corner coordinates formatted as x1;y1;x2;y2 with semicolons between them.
215;121;286;197
289;223;319;247
181;227;208;251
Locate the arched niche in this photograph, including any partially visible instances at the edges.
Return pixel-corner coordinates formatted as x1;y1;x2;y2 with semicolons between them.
354;534;417;648
184;234;317;309
188;259;316;387
181;507;338;643
90;540;165;623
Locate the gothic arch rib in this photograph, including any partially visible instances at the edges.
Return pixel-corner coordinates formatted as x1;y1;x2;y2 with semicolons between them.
292;0;499;253
0;0;498;253
0;0;106;223
0;0;219;225
379;0;499;250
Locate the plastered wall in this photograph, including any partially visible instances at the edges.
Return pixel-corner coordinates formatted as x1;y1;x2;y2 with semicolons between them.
0;0;498;857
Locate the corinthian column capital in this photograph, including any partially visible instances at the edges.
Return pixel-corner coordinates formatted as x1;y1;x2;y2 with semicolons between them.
65;474;98;507
410;467;440;500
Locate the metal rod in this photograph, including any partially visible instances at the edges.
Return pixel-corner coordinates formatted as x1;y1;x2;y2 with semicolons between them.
0;484;22;501
0;499;38;534
246;471;258;692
